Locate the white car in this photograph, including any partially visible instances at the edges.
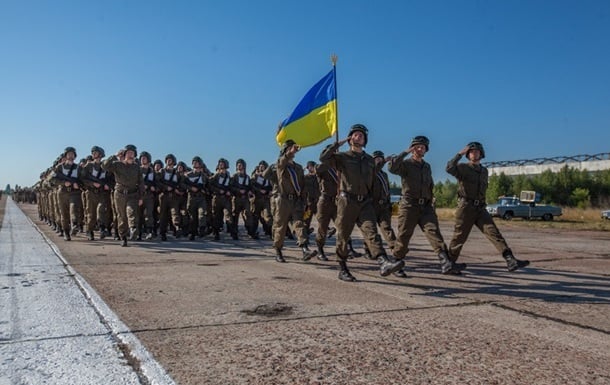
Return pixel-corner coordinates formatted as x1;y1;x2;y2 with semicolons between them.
602;210;610;220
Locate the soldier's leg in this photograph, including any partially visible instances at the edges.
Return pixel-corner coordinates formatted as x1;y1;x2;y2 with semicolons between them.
393;204;420;259
58;192;71;240
187;196;198;239
474;209;529;271
114;192;129;243
272;197;291;251
69;191;82;235
448;205;477;261
198;199;207;237
170;195;182;237
158;193;170;240
377;205;397;250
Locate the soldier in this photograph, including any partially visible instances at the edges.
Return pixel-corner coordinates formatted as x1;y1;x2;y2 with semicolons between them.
185;156;209;240
139;151;157;240
209;158;235;241
313;161;339;261
303;161;320;234
369;150;397;256
51;147;84;241
320;124;404;282
101;144;143;247
272;140;317;262
156;154;184;241
81;146;112;240
230;159;258;239
152;159;163;235
446;142;530;272
250;160;273;237
388;137;460;277
176;161;190;234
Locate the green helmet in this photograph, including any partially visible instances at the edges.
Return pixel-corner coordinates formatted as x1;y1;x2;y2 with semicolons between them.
258;160;269;168
410;136;430;151
140;151;152;162
217;158;229;170
348;124;368;146
63;146;77;158
192;156;204;165
466;141;485;159
91;146;105;157
236;158;246;168
281;139;297;155
372;150;385;159
165;153;177;164
124;144;137;157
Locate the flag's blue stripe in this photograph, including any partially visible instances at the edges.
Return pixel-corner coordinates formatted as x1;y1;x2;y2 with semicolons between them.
281;70;336;127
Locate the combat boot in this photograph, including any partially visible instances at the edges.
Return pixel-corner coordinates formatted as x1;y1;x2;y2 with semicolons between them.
213;230;220;241
161;233;168;241
438;250;464;274
100;226;107;240
338;260;356;282
503;249;530;272
393;267;408;278
64;232;71;241
87;231;95;241
121;236;128;247
317;245;329;261
275;248;286;263
378;254;405;277
301;244;317;261
327;227;337;239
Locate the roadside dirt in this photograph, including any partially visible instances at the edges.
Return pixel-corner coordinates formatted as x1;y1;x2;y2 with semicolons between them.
18;203;610;385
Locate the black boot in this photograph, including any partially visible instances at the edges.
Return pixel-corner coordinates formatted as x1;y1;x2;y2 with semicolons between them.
100;226;107;240
317;245;329;261
378;254;405;277
393;267;408;278
338;260;356;282
327;227;337;239
301;244;317;261
87;231;94;241
439;250;464;275
213;230;220;241
503;249;529;272
64;232;71;241
275;248;286;263
121;236;128;247
161;233;168;241
363;245;376;260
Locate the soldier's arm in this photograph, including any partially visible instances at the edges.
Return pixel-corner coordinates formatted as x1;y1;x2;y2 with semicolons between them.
446;153;463;178
101;155;119;173
319;142;340;168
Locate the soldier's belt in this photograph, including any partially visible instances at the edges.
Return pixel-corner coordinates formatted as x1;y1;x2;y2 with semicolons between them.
61;186;80;193
117;188;138;195
340;192;369;202
403;197;431;205
280;193;300;200
460;198;486;206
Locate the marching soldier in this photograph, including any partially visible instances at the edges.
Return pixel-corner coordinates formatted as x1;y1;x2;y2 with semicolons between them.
139;151;157;240
314;161;339;261
303;161;320;234
209;158;236;240
250;160;273;237
101;144;143;247
51;147;84;241
81;146;112;240
388;136;460;276
272;140;317;262
156;154;184;241
176;161;190;234
446;142;530;272
320;124;404;281
230;159;258;239
185;156;209;240
369;150;397;255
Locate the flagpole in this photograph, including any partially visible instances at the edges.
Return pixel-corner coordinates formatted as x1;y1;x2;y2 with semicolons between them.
331;54;339;143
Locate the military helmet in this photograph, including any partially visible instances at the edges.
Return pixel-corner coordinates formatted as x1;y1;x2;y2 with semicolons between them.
258;160;269;168
153;159;163;167
372;150;385;159
466;141;485;159
140;151;151;162
124;144;137;157
410;135;430;151
281;139;297;155
63;146;77;158
306;160;316;168
91;146;105;157
192;156;204;165
236;158;246;168
348;124;368;146
86;155;93;162
217;158;229;169
177;161;188;170
165;153;177;164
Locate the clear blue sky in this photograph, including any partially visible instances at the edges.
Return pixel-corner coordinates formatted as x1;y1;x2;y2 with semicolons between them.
1;0;609;188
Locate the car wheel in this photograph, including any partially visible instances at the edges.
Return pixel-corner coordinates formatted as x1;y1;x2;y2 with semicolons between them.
542;213;553;221
502;212;513;220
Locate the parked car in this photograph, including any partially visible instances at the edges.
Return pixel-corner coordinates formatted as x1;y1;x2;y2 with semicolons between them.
602;210;610;220
486;196;562;221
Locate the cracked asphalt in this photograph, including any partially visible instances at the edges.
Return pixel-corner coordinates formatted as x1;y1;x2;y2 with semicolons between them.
6;199;610;384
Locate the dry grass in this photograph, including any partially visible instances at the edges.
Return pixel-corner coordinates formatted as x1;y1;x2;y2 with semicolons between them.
432;206;610;231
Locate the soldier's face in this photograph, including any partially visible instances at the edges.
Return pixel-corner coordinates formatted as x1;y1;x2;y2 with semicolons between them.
193;161;202;169
140;157;150;166
92;151;101;160
237;163;244;172
124;150;136;163
413;144;427;157
350;131;365;146
166;159;175;167
467;149;481;162
375;157;384;165
154;164;162;172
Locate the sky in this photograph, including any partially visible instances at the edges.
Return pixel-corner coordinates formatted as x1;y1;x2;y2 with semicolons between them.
1;0;609;188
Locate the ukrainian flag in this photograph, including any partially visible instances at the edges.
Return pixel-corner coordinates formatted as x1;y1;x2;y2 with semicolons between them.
276;69;337;147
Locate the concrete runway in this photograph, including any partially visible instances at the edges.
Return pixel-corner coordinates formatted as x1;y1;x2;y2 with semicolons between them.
3;198;610;384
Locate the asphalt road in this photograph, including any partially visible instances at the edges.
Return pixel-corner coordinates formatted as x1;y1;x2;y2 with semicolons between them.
4;199;610;384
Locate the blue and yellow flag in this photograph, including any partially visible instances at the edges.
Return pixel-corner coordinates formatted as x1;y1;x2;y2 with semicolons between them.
276;69;337;147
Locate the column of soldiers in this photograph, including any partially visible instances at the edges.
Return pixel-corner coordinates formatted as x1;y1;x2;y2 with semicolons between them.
33;135;529;281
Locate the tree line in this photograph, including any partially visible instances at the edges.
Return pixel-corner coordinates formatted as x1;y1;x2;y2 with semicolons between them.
391;166;610;208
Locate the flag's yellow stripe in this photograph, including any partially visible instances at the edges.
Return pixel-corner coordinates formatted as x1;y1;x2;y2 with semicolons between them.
276;100;337;147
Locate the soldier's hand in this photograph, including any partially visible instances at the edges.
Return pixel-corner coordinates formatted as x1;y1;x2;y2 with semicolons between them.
93;182;101;188
458;146;470;156
64;181;71;187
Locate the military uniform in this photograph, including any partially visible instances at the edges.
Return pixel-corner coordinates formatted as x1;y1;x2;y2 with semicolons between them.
139;151;157;239
185;156;209;240
371;151;397;252
250;161;273;237
209;158;235;240
272;140;317;262
319;124;403;281
101;145;144;246
446;142;529;272
303;161;320;233
156;154;184;241
51;147;84;241
388;137;457;275
230;159;257;239
314;162;339;260
81;146;112;240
